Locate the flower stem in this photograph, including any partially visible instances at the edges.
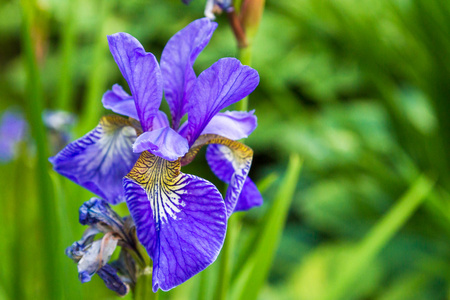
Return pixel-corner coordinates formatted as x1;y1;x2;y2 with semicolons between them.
134;272;158;300
214;37;254;300
235;45;253;112
214;214;238;300
227;9;248;49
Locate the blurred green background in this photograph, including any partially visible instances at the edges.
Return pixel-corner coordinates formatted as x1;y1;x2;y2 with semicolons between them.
1;0;450;299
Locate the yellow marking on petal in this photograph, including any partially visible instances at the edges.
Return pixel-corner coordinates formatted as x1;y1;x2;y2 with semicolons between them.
180;134;253;167
126;152;187;228
180;134;254;215
100;115;142;135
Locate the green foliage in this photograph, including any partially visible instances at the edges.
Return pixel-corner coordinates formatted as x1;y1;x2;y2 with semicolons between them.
230;154;302;300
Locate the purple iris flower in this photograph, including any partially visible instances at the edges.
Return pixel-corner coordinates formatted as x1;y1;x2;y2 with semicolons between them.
66;198;138;296
0;110;28;163
51;18;262;292
182;0;232;19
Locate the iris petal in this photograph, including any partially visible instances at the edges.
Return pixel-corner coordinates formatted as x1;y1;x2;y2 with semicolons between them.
97;264;129;296
235;177;263;211
102;84;138;119
207;145;263;211
77;234;119;283
49;116;140;204
107;33;163;131
102;84;169;131
132;127;189;161
0;110;27;162
160;18;217;130
201;110;257;140
187;58;259;145
123;151;227;292
151;111;171;131
181;134;254;217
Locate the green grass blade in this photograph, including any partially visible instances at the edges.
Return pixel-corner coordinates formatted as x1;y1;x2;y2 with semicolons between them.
76;0;110;136
49;172;83;300
20;0;60;298
321;174;435;300
231;171;280;280
230;154;303;300
56;0;76;111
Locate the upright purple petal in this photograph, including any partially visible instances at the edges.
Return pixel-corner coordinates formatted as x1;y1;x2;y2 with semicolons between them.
187;58;259;145
102;84;138;119
160;18;217;130
151;111;170;131
201;110;257;140
132;127;189;161
107;33;163;131
49;116;140;204
124;152;227;292
102;83;169;131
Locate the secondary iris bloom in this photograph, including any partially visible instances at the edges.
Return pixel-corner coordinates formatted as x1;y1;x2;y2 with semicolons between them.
0;110;27;162
182;0;232;19
66;198;140;295
51;18;262;292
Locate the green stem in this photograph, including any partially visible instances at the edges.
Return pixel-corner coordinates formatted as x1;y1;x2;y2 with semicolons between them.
20;0;59;298
213;28;255;300
197;268;210;300
11;156;26;300
214;214;238;300
235;45;253;112
134;272;158;300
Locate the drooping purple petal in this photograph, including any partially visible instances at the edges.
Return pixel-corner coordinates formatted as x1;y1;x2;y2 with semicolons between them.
181;135;254;217
124;152;227;292
123;178;157;261
102;84;138;119
49;116;140;204
187;58;259;145
234;177;263;211
77;197;135;246
160;18;217;130
97;264;129;296
107;33;163;131
205;143;262;212
132;127;189;161
65;227;100;261
79;198;123;229
77;235;119;283
201;110;257;140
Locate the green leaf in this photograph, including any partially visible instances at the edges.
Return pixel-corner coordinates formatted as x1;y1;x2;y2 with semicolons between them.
320;174;435;300
230;154;303;300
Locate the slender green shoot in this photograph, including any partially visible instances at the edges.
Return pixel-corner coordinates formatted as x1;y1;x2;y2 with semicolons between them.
321;174;435;300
